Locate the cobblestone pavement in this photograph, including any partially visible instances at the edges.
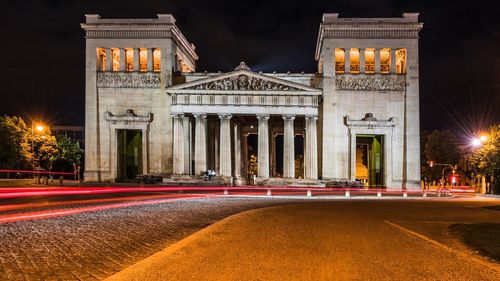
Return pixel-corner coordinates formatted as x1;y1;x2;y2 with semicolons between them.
0;195;302;281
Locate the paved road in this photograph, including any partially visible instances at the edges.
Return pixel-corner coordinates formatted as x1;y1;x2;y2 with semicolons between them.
106;199;500;281
0;192;302;281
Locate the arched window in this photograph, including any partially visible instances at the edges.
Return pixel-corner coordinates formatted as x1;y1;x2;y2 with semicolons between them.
335;48;345;74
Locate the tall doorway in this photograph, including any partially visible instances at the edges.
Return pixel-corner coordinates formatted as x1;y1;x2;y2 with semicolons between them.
117;130;142;181
355;135;384;188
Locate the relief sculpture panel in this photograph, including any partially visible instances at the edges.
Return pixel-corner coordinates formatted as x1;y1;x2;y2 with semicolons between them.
187;74;301;91
335;74;405;91
97;72;161;88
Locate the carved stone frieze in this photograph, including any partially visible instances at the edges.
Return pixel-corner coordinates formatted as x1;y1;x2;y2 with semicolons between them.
105;110;153;123
335;74;405;91
97;72;161;88
187;74;301;91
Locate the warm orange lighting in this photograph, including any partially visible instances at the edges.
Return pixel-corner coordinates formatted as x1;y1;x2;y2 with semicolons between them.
153;48;161;72
335;48;345;74
349;48;360;73
380;48;390;74
139;48;147;72
365;48;375;73
396;48;407;74
479;135;488;142
111;48;120;71
125;48;134;71
96;48;106;71
36;125;45;132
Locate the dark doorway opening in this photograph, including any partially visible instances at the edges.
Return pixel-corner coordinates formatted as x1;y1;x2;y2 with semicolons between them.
356;135;384;188
117;130;142;181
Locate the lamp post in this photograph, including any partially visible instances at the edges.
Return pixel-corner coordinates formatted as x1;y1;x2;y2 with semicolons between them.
31;122;45;173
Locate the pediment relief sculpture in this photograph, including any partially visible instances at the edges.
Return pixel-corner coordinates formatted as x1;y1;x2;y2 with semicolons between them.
186;74;302;91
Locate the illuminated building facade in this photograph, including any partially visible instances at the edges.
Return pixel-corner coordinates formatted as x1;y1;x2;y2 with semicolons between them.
81;13;423;190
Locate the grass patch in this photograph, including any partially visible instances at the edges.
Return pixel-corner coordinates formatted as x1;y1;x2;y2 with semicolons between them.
449;223;500;262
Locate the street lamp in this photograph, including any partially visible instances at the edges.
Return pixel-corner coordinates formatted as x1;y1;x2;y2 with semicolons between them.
31;122;46;170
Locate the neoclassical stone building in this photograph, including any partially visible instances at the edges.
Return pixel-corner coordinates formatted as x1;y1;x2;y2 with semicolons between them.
81;13;423;190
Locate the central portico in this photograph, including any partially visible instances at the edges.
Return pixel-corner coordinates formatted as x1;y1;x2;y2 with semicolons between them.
167;62;322;183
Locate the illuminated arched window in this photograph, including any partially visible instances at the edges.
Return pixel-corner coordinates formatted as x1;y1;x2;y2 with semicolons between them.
153;48;161;72
396;48;407;74
96;48;106;71
111;48;120;71
350;48;360;73
125;48;134;72
139;48;147;72
380;48;390;74
365;48;375;74
335;48;345;74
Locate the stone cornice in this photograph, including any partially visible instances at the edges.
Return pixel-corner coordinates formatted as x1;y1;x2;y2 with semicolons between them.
345;114;396;129
105;110;153;123
315;14;423;60
81;14;198;62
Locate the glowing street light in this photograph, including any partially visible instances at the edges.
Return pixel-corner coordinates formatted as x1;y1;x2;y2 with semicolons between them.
471;138;482;147
471;133;488;147
479;135;488;142
36;124;45;132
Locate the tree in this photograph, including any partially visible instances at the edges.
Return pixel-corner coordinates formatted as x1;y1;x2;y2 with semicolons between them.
32;131;58;171
470;124;500;194
0;116;31;169
421;130;461;183
55;135;83;178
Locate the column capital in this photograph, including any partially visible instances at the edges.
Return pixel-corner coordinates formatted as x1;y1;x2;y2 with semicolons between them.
218;114;232;120
282;115;296;121
171;113;184;119
193;113;207;120
305;115;319;121
256;114;270;121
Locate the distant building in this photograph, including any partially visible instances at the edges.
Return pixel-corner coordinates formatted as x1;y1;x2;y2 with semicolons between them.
51;126;85;145
81;13;423;189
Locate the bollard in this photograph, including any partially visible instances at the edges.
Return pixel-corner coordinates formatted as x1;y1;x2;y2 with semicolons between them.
59;176;63;187
377;191;382;198
79;179;83;187
403;191;408;198
267;189;272;196
423;191;427;198
43;176;49;185
307;190;312;197
224;189;229;195
345;190;350;198
35;175;41;184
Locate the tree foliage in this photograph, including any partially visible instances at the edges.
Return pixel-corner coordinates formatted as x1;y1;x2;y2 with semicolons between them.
0;116;83;173
421;130;461;182
470;124;500;193
0;116;31;169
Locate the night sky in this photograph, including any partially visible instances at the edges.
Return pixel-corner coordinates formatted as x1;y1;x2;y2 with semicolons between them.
0;0;498;138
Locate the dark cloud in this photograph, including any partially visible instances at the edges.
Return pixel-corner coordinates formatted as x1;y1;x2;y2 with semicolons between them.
0;0;498;134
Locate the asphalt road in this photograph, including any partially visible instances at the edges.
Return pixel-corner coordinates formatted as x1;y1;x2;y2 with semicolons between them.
106;199;500;281
0;189;499;281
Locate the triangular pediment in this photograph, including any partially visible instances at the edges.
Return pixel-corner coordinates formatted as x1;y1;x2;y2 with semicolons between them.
168;68;320;93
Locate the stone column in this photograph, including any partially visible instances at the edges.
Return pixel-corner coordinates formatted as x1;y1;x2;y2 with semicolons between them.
305;116;318;179
183;116;191;175
172;114;185;175
375;48;381;73
344;48;350;74
119;49;126;71
219;114;232;177
147;48;154;71
257;115;270;178
242;132;248;179
105;48;113;71
359;48;365;73
194;114;207;176
390;48;397;73
133;48;140;71
234;124;242;178
271;134;276;177
283;115;295;178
